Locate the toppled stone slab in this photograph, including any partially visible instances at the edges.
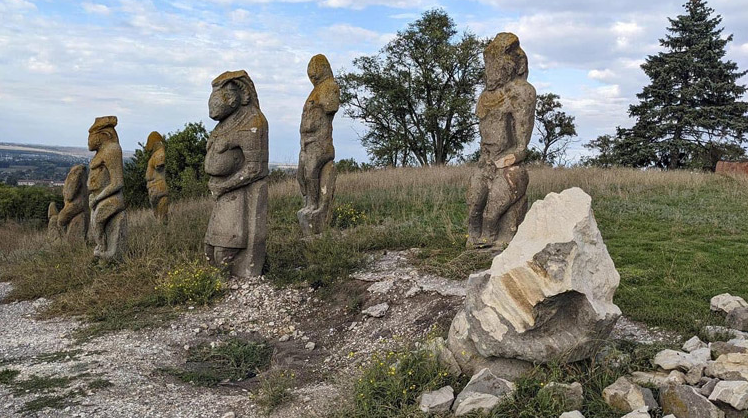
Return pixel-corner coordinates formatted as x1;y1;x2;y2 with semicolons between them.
712;294;748;315
602;376;658;413
709;381;748;410
661;384;726;418
630;371;671;387
654;348;711;372
418;385;454;414
453;368;515;416
453;188;621;364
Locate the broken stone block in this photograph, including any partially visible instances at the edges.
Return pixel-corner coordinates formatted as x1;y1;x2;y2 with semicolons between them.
602;376;658;413
453;368;515;416
729;308;748;332
418;385;454;414
661;384;726;418
712;294;748;315
707;353;748;381
709;381;748;410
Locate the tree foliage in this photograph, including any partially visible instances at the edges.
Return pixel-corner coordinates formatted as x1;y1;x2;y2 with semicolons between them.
533;93;577;165
123;122;210;207
587;0;747;170
340;10;486;166
0;184;62;222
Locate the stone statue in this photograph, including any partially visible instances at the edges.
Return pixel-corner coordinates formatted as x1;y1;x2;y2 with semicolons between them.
466;33;536;249
297;54;340;236
47;202;62;243
204;70;268;278
88;116;127;263
145;131;169;222
58;164;89;243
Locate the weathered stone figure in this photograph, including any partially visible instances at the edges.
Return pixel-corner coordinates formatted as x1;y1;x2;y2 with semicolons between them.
88;116;127;263
47;202;62;243
145;131;169;222
58;164;89;242
297;54;340;236
204;70;268;278
466;33;536;249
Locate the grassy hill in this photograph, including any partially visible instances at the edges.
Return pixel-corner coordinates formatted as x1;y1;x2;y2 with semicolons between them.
1;165;748;416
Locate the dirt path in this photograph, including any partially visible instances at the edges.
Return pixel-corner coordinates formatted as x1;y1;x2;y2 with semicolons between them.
0;250;676;417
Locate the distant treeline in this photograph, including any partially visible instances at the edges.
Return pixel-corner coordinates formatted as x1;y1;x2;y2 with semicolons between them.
0;183;63;223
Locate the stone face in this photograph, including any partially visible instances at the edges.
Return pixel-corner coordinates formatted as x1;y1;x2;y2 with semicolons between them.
602;376;658;413
58;164;89;243
466;32;535;250
539;382;583;411
453;368;515;416
145;132;169;222
204;70;268;279
88;116;127;263
707;353;748;381
661;384;726;418
454;187;621;363
297;54;339;237
447;309;533;381
709;381;748;410
418;386;454;414
712;294;748;315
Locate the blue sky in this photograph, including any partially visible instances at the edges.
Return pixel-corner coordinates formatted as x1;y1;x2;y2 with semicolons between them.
1;0;747;164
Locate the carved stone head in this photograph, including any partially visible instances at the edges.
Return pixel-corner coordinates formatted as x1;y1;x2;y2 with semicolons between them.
307;54;334;86
63;164;87;202
208;70;258;121
484;33;528;91
48;202;58;219
88;116;119;151
145;131;164;152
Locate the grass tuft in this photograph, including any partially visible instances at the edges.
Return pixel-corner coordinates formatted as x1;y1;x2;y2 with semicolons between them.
255;369;296;415
0;369;20;384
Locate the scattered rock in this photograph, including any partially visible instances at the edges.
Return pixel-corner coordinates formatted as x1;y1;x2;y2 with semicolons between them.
687;365;707;385
602;376;658;413
453;368;515;416
621;407;651;418
279;334;290;342
712;340;748;358
667;370;688;385
712;294;748;315
705;326;748;341
559;411;585;418
707;353;748;381
709;381;748;410
362;303;389;318
654;348;710;372
701;379;721;397
418;386;454;414
539;382;584;411
367;280;394;294
661;384;726;418
454;188;621;364
729;308;748;332
305;342;316;351
630;371;670;387
221;413;236;418
684;336;708;352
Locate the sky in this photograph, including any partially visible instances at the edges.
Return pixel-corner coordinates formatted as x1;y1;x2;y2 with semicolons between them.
0;0;747;164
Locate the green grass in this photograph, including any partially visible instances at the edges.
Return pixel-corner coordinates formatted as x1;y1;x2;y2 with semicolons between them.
164;338;273;387
0;369;20;384
20;394;78;413
10;374;82;395
254;369;296;415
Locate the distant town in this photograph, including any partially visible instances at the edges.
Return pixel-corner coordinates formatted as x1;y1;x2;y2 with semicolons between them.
0;143;296;187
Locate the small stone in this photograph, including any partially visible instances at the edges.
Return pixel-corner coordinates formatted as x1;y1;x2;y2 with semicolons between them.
279;334;290;342
687;365;707;385
559;412;585;418
728;308;748;332
221;413;236;418
367;280;394;294
707;353;748;381
183;344;190;351
621;407;651;418
405;286;421;297
712;293;748;315
666;370;687;385
700;379;721;397
630;371;671;387
684;336;709;352
661;384;725;418
362;303;389;318
230;284;239;290
712;340;748;358
709;381;748;410
602;376;658;413
539;382;584;411
418;386;454;414
305;342;316;351
453;368;515;416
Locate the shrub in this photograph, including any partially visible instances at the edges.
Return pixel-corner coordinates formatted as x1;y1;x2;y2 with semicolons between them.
255;369;296;414
332;202;368;229
155;262;225;306
166;339;273;386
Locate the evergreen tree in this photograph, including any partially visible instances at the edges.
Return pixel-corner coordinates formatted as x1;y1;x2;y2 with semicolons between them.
622;0;748;170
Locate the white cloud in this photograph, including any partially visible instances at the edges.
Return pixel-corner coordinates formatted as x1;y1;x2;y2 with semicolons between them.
81;2;111;15
588;69;616;82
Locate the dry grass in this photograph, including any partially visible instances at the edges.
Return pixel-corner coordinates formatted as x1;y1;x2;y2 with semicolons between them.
2;165;748;338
